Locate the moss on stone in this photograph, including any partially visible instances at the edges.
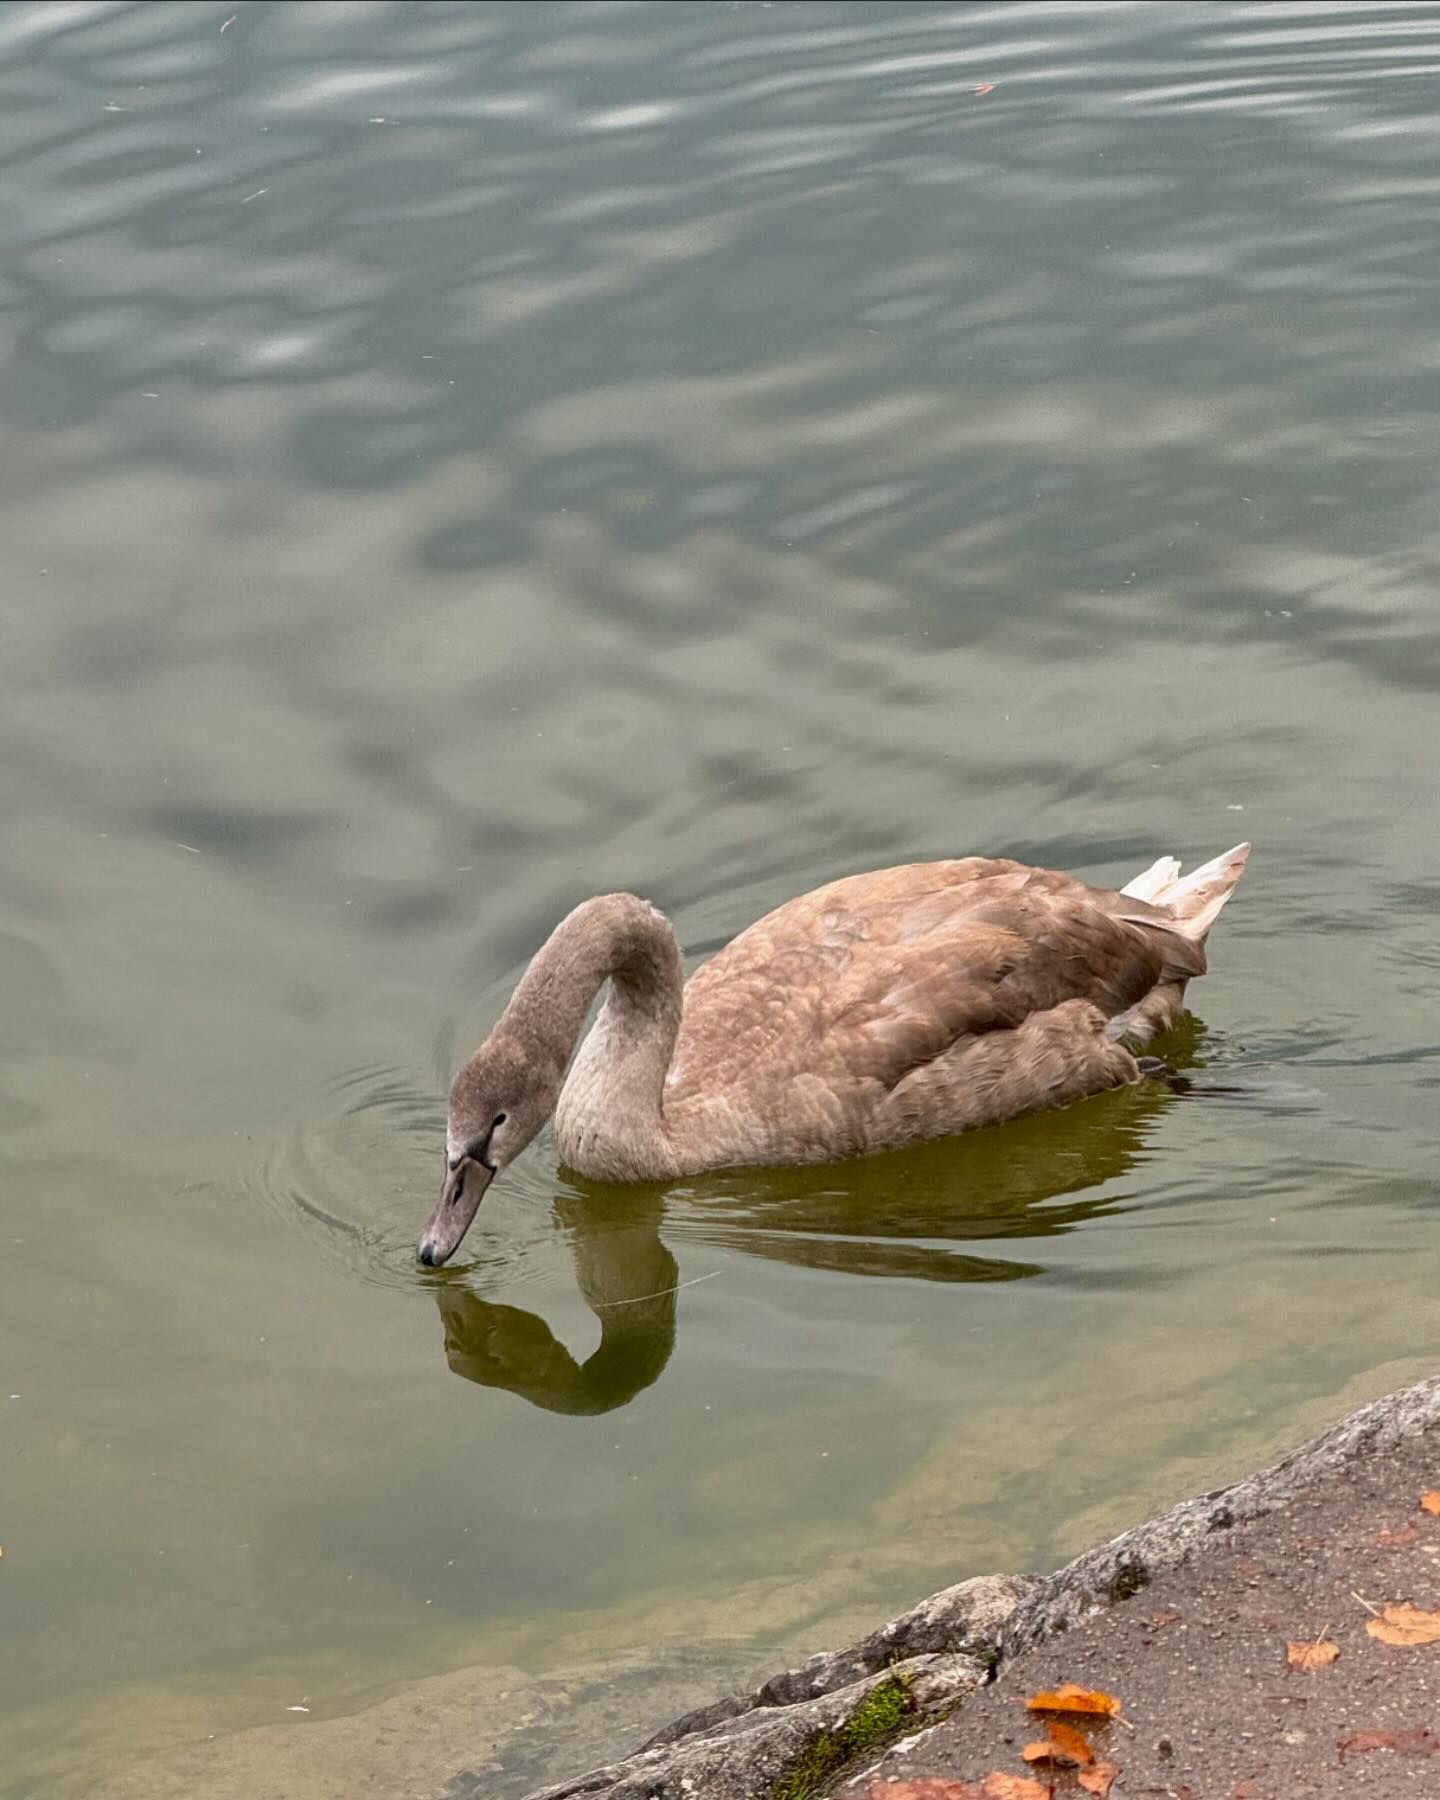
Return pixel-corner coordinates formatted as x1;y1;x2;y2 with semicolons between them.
1106;1557;1150;1602
767;1673;916;1800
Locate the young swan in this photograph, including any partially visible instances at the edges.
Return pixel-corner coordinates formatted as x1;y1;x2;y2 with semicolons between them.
418;843;1250;1265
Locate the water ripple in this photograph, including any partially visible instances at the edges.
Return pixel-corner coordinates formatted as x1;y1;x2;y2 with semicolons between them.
247;1059;561;1292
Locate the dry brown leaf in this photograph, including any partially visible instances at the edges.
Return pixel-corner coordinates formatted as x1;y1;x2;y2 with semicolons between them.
1077;1764;1118;1797
1020;1737;1085;1769
1045;1719;1094;1764
1389;1730;1440;1756
1338;1727;1440;1760
979;1778;1052;1800
1018;1746;1054;1769
1421;1491;1440;1516
1149;1607;1182;1628
1378;1521;1419;1549
1024;1683;1122;1718
1365;1602;1440;1647
1338;1729;1397;1759
1230;1783;1262;1799
1286;1637;1339;1672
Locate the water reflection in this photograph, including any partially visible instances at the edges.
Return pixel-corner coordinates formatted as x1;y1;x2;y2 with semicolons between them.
433;1189;677;1416
432;1065;1185;1414
677;1073;1181;1283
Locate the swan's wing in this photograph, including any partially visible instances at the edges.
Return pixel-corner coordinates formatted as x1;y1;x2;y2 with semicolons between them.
668;858;1200;1102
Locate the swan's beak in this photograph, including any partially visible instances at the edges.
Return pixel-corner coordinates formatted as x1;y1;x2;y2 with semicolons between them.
417;1157;494;1266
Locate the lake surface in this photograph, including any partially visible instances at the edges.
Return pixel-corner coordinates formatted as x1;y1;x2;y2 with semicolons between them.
2;2;1439;1794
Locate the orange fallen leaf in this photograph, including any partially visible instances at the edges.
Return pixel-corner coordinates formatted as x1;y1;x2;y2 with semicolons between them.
1020;1721;1094;1766
1019;1745;1063;1772
1078;1766;1119;1799
1286;1637;1339;1672
979;1778;1052;1800
1378;1521;1419;1549
1365;1602;1440;1647
1421;1491;1440;1516
1025;1683;1122;1718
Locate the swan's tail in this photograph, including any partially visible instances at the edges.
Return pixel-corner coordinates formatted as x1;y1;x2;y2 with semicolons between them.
1122;842;1250;941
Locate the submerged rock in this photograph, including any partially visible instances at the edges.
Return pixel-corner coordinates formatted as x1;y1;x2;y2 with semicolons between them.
517;1575;1032;1800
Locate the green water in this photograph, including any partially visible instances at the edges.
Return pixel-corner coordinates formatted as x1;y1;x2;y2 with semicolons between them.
2;2;1439;1793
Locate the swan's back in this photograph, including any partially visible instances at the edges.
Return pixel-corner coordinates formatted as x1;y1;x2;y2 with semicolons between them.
661;851;1244;1166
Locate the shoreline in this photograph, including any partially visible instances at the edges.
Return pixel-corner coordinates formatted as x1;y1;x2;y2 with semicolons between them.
510;1372;1440;1800
28;1362;1436;1800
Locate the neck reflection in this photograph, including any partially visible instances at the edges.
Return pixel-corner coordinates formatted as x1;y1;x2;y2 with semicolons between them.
432;1187;678;1415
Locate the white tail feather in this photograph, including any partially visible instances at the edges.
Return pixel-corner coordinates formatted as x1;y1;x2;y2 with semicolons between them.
1121;855;1181;902
1123;842;1251;941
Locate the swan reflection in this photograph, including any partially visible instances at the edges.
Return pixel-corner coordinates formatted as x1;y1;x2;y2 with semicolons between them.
429;1041;1195;1415
433;1189;677;1414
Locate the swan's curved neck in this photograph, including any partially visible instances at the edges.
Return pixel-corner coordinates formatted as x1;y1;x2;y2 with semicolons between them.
502;893;684;1179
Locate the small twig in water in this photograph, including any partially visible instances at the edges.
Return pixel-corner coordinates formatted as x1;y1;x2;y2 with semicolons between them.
593;1268;721;1311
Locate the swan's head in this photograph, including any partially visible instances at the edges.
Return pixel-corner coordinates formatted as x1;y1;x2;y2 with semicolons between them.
417;1036;551;1266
